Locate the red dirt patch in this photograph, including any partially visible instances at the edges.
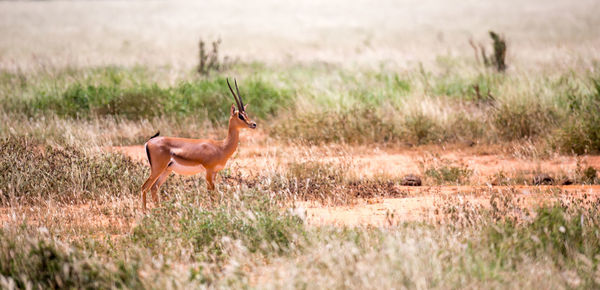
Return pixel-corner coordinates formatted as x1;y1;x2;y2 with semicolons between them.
109;145;600;182
301;185;600;226
2;145;578;228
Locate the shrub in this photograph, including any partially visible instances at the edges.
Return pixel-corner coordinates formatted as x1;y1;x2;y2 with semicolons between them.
424;162;472;185
470;31;508;72
489;31;507;72
197;38;233;76
270;107;400;144
492;101;557;141
402;111;442;145
554;77;600;154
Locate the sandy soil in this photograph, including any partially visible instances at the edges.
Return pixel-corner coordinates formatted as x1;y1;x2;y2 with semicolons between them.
301;185;600;226
110;144;600;181
3;185;598;229
102;144;600;226
1;144;597;229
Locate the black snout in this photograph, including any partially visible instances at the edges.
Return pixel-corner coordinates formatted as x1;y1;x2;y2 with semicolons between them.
250;122;257;129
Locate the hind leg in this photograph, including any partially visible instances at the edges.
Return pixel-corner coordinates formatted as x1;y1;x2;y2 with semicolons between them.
141;163;171;212
151;169;172;205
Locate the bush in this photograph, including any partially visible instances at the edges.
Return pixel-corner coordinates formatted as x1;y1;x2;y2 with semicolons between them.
424;163;472;185
51;83;167;119
270;107;400;144
402;111;443;145
493;101;557;141
554;77;600;154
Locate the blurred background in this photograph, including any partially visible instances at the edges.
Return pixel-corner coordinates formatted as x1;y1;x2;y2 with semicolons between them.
1;0;598;71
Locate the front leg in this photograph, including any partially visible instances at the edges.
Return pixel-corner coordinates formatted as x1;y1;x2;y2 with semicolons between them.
206;169;215;190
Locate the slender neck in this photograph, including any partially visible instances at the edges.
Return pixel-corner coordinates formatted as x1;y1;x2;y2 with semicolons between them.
223;119;240;156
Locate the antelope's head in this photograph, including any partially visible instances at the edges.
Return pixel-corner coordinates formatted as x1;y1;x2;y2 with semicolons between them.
227;78;257;129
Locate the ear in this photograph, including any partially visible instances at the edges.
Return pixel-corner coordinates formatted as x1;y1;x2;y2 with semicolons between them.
230;104;236;116
244;104;249;111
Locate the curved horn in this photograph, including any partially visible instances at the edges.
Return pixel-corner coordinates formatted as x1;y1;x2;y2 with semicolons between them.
234;79;245;111
226;78;242;112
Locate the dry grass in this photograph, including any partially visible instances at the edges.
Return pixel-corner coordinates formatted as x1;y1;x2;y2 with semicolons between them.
1;133;600;288
1;0;600;288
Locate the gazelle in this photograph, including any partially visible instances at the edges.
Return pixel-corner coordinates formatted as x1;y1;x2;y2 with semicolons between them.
140;79;257;211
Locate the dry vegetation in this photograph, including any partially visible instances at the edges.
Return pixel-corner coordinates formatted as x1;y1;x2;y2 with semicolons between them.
1;0;600;288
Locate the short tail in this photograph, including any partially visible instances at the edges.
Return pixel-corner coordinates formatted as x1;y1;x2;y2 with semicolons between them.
145;131;160;166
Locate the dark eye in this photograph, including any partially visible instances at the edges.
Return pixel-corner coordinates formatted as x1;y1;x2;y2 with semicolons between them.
238;114;245;121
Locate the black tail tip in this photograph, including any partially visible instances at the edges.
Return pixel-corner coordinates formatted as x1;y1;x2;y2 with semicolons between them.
149;131;160;139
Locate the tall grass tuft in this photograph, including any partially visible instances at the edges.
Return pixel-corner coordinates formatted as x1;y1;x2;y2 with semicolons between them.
554;77;600;154
0;229;142;289
132;191;305;257
270;108;399;144
0;136;145;205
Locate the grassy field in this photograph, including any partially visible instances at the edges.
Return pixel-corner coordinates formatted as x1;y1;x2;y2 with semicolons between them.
1;0;600;288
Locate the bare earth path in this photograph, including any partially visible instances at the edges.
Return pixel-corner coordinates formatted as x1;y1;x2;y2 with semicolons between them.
5;144;597;229
106;145;600;226
111;144;600;181
302;185;600;226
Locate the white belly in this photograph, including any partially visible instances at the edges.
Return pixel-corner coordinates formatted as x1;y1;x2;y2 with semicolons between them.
170;161;206;176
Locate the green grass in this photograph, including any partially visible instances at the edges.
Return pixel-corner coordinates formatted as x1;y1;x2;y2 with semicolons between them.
420;158;473;185
132;191;305;257
1;61;600;288
4;74;291;123
553;77;600;154
0;228;143;289
3;192;600;289
2;62;600;152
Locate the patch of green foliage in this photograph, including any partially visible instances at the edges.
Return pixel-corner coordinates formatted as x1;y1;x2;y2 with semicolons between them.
492;101;557;141
424;163;472;185
2;63;600;150
483;205;600;287
2;69;291;123
0;229;142;289
132;191;305;257
554;77;600;154
270;107;400;144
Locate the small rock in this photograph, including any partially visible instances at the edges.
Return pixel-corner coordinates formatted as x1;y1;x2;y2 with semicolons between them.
401;174;422;186
560;178;574;185
462;139;476;147
532;174;554;185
